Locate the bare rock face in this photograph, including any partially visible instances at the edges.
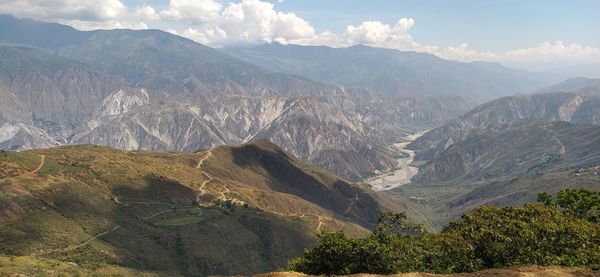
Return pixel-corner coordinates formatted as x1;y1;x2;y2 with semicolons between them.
95;88;150;117
74;105;232;152
0;40;475;180
0;17;479;180
72;94;408;180
409;81;600;184
0;122;60;150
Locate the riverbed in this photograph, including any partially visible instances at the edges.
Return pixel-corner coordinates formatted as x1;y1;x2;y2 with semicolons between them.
366;131;428;191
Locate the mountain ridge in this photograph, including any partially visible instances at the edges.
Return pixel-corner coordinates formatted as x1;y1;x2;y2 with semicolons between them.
226;42;561;101
0;140;409;275
0;15;479;180
390;81;600;228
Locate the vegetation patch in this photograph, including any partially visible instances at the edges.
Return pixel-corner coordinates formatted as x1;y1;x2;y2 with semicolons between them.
289;188;600;275
0;255;170;276
38;158;86;176
150;208;220;226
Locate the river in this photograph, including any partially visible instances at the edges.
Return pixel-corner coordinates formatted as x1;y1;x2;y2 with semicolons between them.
366;131;428;191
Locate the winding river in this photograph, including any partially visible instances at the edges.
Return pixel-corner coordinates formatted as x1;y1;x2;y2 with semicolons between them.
366;131;428;191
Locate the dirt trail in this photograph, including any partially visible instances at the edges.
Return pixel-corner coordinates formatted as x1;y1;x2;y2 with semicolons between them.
344;193;359;214
196;151;230;201
220;185;230;200
543;125;566;154
2;155;45;181
316;215;325;232
31;155;45;174
196;151;212;169
112;197;172;207
196;151;214;195
264;209;324;231
32;225;121;257
142;207;203;220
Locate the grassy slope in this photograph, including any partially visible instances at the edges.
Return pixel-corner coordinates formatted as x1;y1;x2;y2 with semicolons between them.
0;255;171;276
0;141;405;275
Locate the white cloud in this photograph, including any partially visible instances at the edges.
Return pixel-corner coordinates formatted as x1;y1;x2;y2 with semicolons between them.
0;0;128;21
178;0;316;46
134;5;159;21
66;20;148;31
434;43;497;62
296;19;498;63
344;19;414;47
1;0;598;68
0;0;153;30
503;41;600;64
159;0;223;24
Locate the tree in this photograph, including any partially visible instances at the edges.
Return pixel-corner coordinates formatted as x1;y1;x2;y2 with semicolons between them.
290;188;600;275
440;204;600;270
288;231;356;275
373;211;424;239
538;188;600;223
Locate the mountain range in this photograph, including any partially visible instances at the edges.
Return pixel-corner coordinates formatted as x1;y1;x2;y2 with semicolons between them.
0;15;483;180
0;14;573;181
227;43;563;101
391;79;600;227
1;13;600;276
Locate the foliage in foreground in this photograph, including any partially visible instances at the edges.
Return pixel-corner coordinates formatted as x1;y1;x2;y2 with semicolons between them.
289;188;600;275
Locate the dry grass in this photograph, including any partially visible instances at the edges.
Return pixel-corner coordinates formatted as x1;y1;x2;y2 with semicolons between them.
258;266;599;277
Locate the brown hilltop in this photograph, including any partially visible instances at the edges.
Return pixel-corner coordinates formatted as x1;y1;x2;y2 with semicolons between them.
0;140;409;276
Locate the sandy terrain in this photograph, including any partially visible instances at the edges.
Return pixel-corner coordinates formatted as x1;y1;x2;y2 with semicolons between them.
366;131;428;191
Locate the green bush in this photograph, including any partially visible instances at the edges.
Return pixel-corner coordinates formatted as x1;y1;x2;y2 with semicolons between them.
439;205;600;271
289;188;600;275
538;188;600;223
289;212;422;275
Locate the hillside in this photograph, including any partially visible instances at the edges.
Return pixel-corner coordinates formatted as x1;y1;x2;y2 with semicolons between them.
0;45;127;147
388;81;600;228
409;82;600;183
408;82;600;155
0;141;408;275
0;15;476;181
0;255;172;276
260;266;599;277
411;119;600;183
534;77;600;95
227;43;558;101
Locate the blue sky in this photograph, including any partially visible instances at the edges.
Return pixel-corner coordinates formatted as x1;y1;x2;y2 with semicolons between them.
2;0;599;69
117;0;600;52
279;0;600;52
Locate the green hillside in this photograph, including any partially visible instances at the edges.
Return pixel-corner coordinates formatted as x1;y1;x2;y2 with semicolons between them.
0;141;406;275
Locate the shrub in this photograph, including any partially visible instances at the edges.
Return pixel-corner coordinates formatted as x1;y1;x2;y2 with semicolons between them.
538;188;600;223
290;188;600;274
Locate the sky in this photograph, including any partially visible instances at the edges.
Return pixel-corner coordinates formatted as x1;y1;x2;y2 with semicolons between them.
1;0;599;70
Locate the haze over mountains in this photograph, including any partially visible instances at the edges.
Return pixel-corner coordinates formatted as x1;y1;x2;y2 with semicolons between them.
389;79;600;227
1;15;584;181
0;17;464;179
227;43;567;101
